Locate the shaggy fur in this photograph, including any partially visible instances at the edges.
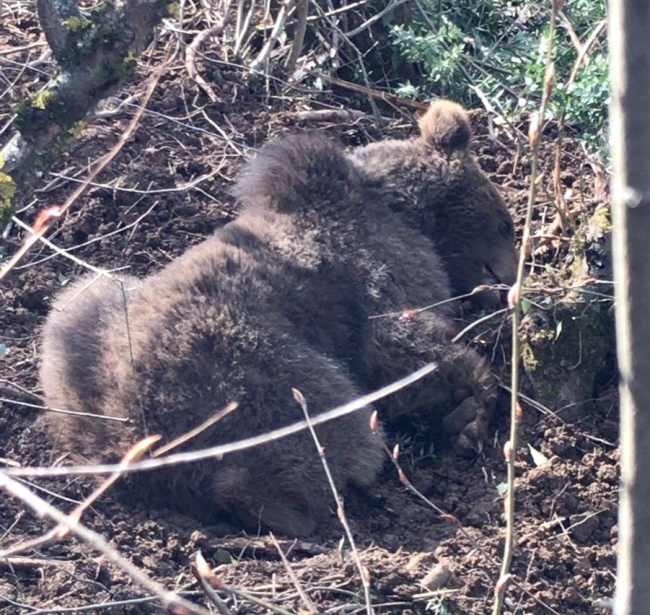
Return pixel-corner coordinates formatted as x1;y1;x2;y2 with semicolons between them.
40;118;509;536
350;99;518;306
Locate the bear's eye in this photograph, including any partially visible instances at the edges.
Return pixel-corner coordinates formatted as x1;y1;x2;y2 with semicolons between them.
499;218;514;239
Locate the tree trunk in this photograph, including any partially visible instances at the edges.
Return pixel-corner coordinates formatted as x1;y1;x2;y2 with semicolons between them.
609;1;650;613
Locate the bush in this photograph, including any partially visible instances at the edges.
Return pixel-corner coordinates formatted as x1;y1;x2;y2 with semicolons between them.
389;0;608;154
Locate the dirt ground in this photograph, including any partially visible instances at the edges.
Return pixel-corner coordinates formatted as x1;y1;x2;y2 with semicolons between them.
0;10;617;615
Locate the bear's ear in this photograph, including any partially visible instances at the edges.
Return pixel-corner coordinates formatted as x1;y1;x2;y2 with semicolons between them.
234;133;361;214
418;99;471;154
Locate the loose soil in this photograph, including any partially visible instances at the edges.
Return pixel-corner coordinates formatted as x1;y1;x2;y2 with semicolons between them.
1;11;617;615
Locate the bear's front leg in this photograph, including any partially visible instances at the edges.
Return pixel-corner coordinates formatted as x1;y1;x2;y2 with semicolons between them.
361;311;497;454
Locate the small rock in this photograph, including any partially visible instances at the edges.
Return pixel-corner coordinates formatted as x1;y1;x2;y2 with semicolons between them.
420;561;452;590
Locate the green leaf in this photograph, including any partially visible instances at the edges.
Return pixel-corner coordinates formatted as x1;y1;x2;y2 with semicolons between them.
214;549;233;564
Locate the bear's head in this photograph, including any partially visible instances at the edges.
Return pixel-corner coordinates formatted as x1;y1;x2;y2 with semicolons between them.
350;100;518;307
234;133;365;218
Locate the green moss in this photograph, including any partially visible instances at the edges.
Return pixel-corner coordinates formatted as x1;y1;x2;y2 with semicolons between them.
591;205;613;234
64;15;90;31
0;172;17;224
32;90;54;110
521;300;614;420
70;120;87;137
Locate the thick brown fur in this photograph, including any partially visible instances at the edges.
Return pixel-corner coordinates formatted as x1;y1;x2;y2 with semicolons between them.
40;133;499;537
350;99;518;306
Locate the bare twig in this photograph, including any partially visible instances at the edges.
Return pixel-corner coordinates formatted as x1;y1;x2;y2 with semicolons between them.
249;0;299;71
343;0;408;38
152;402;238;457
269;533;319;614
6;364;438;479
185;10;232;102
290;108;387;123
0;396;131;421
293;388;373;615
194;552;233;615
285;0;309;74
194;551;297;615
0;54;170;282
492;2;559;613
321;75;428;111
0;471;212;615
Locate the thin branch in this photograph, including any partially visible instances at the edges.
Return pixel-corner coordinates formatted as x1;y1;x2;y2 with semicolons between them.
293;388;373;615
249;0;299;71
0;55;168;281
285;0;309;74
185;10;232;102
492;2;559;613
0;471;212;615
6;364;438;479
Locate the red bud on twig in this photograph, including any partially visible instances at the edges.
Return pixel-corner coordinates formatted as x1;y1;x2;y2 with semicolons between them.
369;410;379;433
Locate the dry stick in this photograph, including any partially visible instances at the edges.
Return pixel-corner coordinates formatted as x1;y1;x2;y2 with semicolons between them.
0;472;212;615
285;0;309;74
368;417;564;615
320;76;429;112
306;0;382;123
369;283;510;321
11;216;113;276
249;0;299;71
492;3;559;614
7;363;438;480
451;307;511;344
269;533;319;615
293;388;373;615
233;0;256;56
290;109;378;123
0;52;172;283
0;395;130;421
0;436;160;559
185;10;232;102
304;0;368;23
343;0;408;38
193;552;233;615
551;17;608;231
153;402;238;457
194;551;298;615
233;0;246;54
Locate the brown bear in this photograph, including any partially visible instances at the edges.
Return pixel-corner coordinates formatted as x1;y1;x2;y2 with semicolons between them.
39;106;513;537
350;99;517;306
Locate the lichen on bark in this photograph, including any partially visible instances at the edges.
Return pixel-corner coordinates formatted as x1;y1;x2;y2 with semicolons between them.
1;0;173;214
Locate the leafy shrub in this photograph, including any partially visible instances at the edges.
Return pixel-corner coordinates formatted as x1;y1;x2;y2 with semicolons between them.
389;0;608;154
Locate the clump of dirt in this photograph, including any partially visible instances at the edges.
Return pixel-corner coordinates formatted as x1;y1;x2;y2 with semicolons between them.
0;13;616;615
